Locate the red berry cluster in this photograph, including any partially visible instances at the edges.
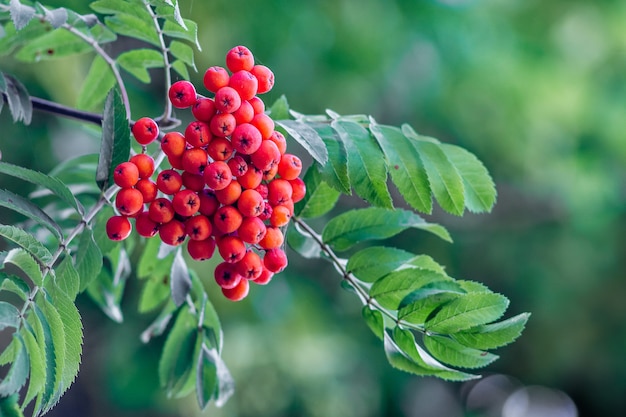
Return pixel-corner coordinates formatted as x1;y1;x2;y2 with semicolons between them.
105;46;305;301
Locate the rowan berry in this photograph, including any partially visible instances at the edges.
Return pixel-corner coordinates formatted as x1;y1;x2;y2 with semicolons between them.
132;117;159;145
167;154;185;170
185;121;212;148
114;162;140;188
181;171;205;192
289;177;306;203
232;100;254;124
168;80;197;109
191;97;217;122
135;179;158;203
236;251;263;280
148;198;175;223
214;180;242;205
207;137;234;161
277;154;302;180
135;211;159;238
159;219;186;246
250;113;275;140
237;165;263;189
267;178;293;206
203;66;230;93
229;70;258;101
172;189;201;217
129;154;155;179
252;267;274;285
161;132;187;158
258;226;284;250
251;140;281;172
263;248;288;273
214;86;242;114
217;235;246;263
222;277;249;301
106;215;132;241
248;96;265;115
226;45;254;72
231;123;263;155
237;189;264;217
197;190;219;217
204;161;232;191
185;214;212;241
214;261;243;290
181;147;208;176
209;112;237;137
238;216;267;245
115;187;144;216
270;205;291;227
213;205;243;234
157;169;183;195
227;155;248;177
187;237;216;261
251;65;274;94
268;130;287;155
258;201;273;222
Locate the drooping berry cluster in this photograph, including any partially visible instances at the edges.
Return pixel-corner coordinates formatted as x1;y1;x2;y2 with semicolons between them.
105;46;305;301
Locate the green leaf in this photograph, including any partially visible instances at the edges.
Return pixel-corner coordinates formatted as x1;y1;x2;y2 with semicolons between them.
38;5;68;29
15;29;93;62
20;321;45;409
199;294;222;352
0;189;63;239
3;248;42;286
0;273;30;301
398;291;462;325
30;303;55;415
196;342;217;410
96;87;130;190
453;312;531;350
85;245;128;322
90;0;147;17
413;140;465;215
116;48;163;83
2;73;32;124
457;280;492;293
370;122;432;213
0;161;84;215
104;14;159;46
424;334;497;369
268;95;289;120
276;120;328;165
170;248;191;307
36;293;65;413
138;275;170;313
285;223;324;259
362;306;384;341
441;144;497;213
159;305;198;397
0;18;51;57
332;119;392;208
0;301;20;330
54;253;80;300
168;40;195;70
425;292;509;334
322;207;451;252
171;59;189;80
294;164;340;218
0;335;17;366
155;2;186;30
312;123;351;194
75;227;103;292
9;0;35;30
0;333;29;396
370;268;452;310
0;224;53;264
347;246;415;283
76;55;116;111
137;237;175;279
162;18;200;50
198;344;234;407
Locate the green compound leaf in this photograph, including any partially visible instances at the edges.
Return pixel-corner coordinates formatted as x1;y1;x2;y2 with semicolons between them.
54;253;80;301
294;164;340;219
1;73;32;124
162;18;200;50
20;321;45;410
425;292;509;334
0;189;63;239
441;144;497;213
75;227;103;292
370;268;453;310
322;207;451;252
0;161;84;215
311;123;351;194
332;119;392;208
370;122;432;213
424;334;498;369
77;55;116;111
0;301;20;331
0;333;29;396
30;302;55;415
159;305;198;397
3;248;43;286
398;291;462;325
116;48;163;83
36;293;65;414
0;19;50;57
168;40;195;70
413;140;465;216
0;273;30;301
276;120;328;166
96;87;130;190
347;246;415;283
103;14;159;46
14;29;92;62
452;312;531;350
0;224;53;264
362;306;384;341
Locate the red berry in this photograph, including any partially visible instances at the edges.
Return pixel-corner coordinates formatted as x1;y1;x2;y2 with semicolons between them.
221;278;249;301
232;100;254;124
225;45;255;72
185;121;212;148
213;205;243;234
181;147;208;176
267;179;293;206
115;187;144;216
229;70;258;101
135;179;158;203
237;189;264;217
252;267;274;285
263;248;288;273
185;215;212;241
250;139;281;171
187;237;216;261
130;154;155;179
250;65;274;94
148;197;175;223
214;261;243;290
172;189;201;217
258;226;284;250
289;177;306;203
207;137;234;161
106;215;132;241
236;251;263;280
214;180;242;206
250;113;275;140
204;161;232;191
217;235;246;263
248;96;265;114
209;113;237;137
113;162;140;188
214;86;242;114
238;216;267;244
191;97;217;122
159;219;187;246
203;66;230;93
168;80;197;109
161;132;186;158
277;154;302;180
135;211;159;238
132;117;159;145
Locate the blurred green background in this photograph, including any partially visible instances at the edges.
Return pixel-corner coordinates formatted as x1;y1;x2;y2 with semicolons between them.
1;0;626;416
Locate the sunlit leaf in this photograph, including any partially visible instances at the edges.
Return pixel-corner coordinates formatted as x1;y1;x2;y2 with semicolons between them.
425;292;509;334
347;246;415;283
0;224;52;264
311;123;351;194
162;18;200;50
362;306;384;341
276;119;328;165
424;334;497;369
295;164;340;218
370;268;452;310
0;189;63;239
3;248;42;286
116;48;163;83
453;313;531;350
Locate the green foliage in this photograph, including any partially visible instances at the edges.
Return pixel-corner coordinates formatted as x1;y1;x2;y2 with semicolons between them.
0;0;527;415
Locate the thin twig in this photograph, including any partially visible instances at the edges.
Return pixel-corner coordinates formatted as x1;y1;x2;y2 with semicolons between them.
146;3;173;124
